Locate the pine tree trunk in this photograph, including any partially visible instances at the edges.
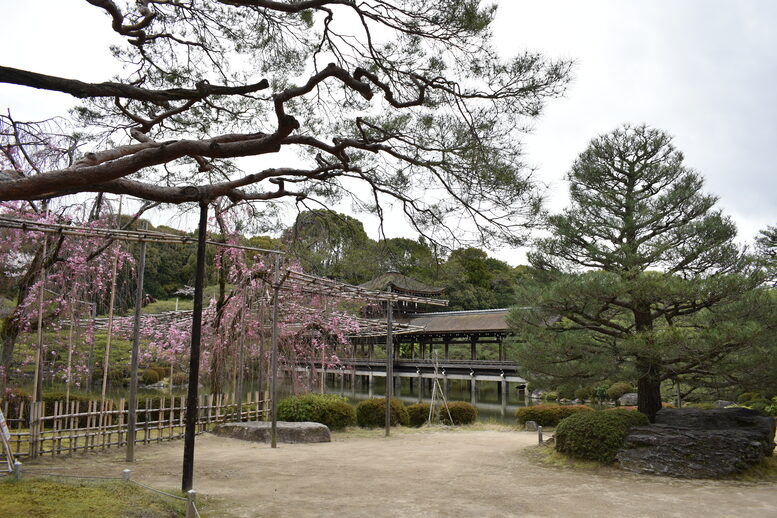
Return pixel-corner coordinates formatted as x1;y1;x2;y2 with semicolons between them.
633;306;662;422
636;358;662;422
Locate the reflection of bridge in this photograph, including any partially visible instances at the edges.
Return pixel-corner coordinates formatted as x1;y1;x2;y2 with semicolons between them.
296;357;527;409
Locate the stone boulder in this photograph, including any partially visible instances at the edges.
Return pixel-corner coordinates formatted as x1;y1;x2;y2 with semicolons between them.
523;420;538;432
655;407;775;456
617;408;776;478
618;392;638;406
714;400;735;408
213;421;331;444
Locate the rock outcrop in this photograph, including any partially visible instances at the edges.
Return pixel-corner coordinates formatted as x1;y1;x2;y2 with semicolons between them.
213;421;331;444
617;408;775;478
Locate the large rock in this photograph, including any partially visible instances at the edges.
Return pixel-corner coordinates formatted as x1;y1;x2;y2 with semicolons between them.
655;407;775;456
617;408;776;478
618;392;638;406
213;421;331;444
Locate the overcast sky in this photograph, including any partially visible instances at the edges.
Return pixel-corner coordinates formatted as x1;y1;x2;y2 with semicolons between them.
1;1;776;265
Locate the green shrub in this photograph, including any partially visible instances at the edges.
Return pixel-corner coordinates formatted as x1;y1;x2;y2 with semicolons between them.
356;397;409;427
440;401;477;425
747;399;770;414
2;387;29;417
574;386;593;401
515;404;593;427
606;382;634;401
555;409;649;463
765;397;777;417
541;391;559;402
737;391;763;404
557;386;577;400
407;403;431;427
149;365;170;379
277;393;356;430
172;372;187;385
142;369;160;385
107;366;129;382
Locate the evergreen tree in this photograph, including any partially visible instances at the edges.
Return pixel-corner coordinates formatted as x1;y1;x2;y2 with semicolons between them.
509;124;767;420
756;225;777;285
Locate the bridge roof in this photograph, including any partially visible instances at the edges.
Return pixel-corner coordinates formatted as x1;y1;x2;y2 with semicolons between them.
398;308;512;334
358;272;445;296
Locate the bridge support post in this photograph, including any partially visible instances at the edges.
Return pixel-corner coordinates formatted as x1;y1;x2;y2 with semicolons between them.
443;374;449;399
470;375;477;405
417;372;423;402
395;375;402;398
498;337;504;362
444;340;449;361
470;337;477;361
368;372;374;398
501;377;508;417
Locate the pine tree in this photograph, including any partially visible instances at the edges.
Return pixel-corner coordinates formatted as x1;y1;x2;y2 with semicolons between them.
510;124;768;420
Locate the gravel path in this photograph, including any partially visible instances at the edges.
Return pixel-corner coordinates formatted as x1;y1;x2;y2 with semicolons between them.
26;428;777;517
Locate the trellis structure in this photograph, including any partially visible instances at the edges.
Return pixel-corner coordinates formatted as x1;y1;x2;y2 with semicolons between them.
0;212;447;490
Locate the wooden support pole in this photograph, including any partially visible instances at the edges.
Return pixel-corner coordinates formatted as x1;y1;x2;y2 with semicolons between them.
65;305;75;408
126;223;147;462
32;236;48;405
100;245;120;439
182;202;208;492
385;288;393;437
270;254;280;448
236;294;247;422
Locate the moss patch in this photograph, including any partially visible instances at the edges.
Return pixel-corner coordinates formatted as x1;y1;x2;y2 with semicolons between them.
0;479;185;517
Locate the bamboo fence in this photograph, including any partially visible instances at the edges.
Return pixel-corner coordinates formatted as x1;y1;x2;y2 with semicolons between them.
1;391;269;459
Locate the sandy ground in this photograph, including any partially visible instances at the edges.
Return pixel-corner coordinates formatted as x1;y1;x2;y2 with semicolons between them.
24;428;777;518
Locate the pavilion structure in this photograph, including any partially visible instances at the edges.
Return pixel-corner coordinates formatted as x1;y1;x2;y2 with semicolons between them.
354;272;511;363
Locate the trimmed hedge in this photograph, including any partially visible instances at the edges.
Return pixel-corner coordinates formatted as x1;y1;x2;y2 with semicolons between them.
440;401;477;425
555;409;649;463
515;404;593;427
277;393;356;430
407;403;431;427
607;382;634;401
142;369;160;385
356;397;409;427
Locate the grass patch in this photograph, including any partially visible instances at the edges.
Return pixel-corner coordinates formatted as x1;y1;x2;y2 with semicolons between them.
140;298;193;314
523;443;616;474
0;478;185;517
729;455;777;482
